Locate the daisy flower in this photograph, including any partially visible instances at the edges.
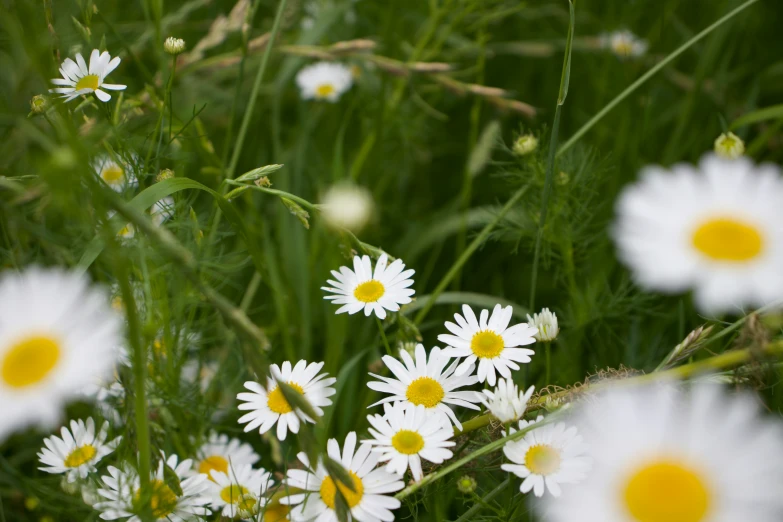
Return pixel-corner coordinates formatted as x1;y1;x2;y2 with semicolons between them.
237;360;336;441
193;432;260;479
438;304;538;386
322;253;415;320
613;154;783;314
501;415;590;498
207;464;274;519
367;344;482;430
296;61;353;102
0;267;123;441
38;418;121;482
95;454;211;521
94;155;138;192
150;196;175;226
320;183;374;233
526;308;559;342
479;378;536;423
600;30;648;58
281;432;405;522
364;403;455;481
541;383;783;522
50;49;126;102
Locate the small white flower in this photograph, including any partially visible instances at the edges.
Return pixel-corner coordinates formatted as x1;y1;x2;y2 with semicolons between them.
94;155;138;192
164;37;186;56
367;344;482;430
94;454;211;521
207;464;274;519
150;196;175;226
479;378;535;423
281;432;405;522
38;418;120;482
714;132;745;159
82;381;125;425
296;61;353;102
502;415;591;498
0;267;123;441
439;304;537;386
193;432;260;479
322;253;415;320
50;49;127;102
364;403;455;481
237;360;336;441
600;30;648;58
320;183;374;232
526;308;559;342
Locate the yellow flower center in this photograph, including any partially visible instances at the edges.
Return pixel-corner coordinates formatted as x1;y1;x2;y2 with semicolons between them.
316;83;336;98
220;484;250;504
198;455;228;479
692;217;763;262
524;444;561;476
238;494;258;513
135;480;178;519
267;382;304;414
1;335;61;388
118;224;134;238
320;472;364;509
470;330;505;359
624;461;710;522
613;40;634;56
263;502;290;522
64;444;97;468
405;377;445;408
75;74;100;91
391;430;424;455
101;165;125;184
353;280;385;303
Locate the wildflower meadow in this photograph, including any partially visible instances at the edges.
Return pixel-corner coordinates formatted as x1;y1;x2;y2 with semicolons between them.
3;0;783;521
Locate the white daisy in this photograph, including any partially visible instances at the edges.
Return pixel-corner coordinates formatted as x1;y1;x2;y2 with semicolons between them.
322;253;415;320
94;155;138;192
107;211;135;239
600;30;648;58
438;304;538;386
613;154;783;314
479;378;536;423
0;267;123;441
50;49;127;102
82;380;126;426
295;61;353;102
526;308;559;342
501;415;590;498
541;382;783;522
150;196;175;226
237;360;336;441
95;454;211;521
364;402;455;481
320;183;374;232
193;432;261;479
367;344;482;430
281;432;405;522
38;418;120;482
207;464;274;519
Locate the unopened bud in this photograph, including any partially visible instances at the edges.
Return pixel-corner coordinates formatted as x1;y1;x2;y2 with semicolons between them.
164;37;186;55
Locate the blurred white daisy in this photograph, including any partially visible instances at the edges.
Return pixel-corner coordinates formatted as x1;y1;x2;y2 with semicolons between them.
281;432;405;522
0;267;123;441
526;308;559;342
613;154;783;314
107;211;135;239
320;183;374;232
50;49;127;102
600;30;648;58
150;196;175;226
714;132;745;159
502;415;590;498
193;432;260;480
322;253;415;319
237;360;336;441
296;61;353;102
93;155;138;192
367;344;482;430
82;380;126;425
439;304;538;386
95;454;211;521
38;418;120;482
479;378;535;423
207;464;274;519
541;383;783;522
364;402;455;481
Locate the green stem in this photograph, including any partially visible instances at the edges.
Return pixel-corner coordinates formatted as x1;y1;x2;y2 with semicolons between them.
375;316;393;357
545;342;551;384
456;479;510;522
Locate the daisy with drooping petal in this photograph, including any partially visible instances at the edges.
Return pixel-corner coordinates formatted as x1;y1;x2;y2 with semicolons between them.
613;154;783;314
439;304;538;386
600;30;648;58
237;360;336;441
296;61;353;102
50;49;127;102
95;454;211;521
364;403;455;481
0;267;123;441
281;432;405;522
207;464;274;519
38;418;120;482
94;155;138;192
193;432;260;479
479;378;535;423
367;344;482;430
322;253;415;320
502;415;590;498
541;383;783;522
526;308;559;342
